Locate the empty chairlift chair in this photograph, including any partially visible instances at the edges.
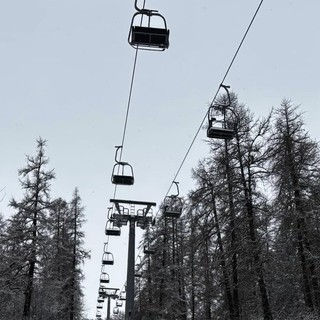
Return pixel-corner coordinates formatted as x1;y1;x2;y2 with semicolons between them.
97;297;104;303
128;0;169;51
100;272;110;284
102;243;114;265
135;260;143;278
111;146;134;186
105;220;121;236
113;307;120;315
102;251;114;265
119;290;126;301
116;300;123;307
98;286;107;296
136;208;152;230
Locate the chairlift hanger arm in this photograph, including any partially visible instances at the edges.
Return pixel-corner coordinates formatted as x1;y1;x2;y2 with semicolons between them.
114;145;124;164
134;0;158;14
172;181;180;197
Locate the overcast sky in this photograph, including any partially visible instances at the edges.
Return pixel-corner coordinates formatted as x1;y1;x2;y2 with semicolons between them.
1;0;319;318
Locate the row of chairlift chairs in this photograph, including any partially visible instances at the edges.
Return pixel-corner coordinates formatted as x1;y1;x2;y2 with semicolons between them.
101;1;170;314
101;0;235;315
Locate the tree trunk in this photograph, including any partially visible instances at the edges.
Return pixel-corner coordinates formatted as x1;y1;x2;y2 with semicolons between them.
211;191;235;320
225;141;240;319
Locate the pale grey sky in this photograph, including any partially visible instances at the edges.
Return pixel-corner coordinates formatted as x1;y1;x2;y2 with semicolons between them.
1;0;319;318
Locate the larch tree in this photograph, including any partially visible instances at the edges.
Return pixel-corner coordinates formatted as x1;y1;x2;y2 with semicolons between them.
268;100;320;317
8;137;55;319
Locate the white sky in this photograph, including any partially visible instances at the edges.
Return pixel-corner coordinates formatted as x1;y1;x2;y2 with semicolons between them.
0;0;319;318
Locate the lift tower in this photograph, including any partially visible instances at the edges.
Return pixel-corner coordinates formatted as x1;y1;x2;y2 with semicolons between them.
110;198;156;320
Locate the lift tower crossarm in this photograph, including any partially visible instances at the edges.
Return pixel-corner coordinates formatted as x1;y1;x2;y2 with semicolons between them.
110;199;156;216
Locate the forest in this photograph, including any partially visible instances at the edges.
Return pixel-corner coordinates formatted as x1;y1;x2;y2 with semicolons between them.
0;138;90;320
127;97;320;320
1;97;320;320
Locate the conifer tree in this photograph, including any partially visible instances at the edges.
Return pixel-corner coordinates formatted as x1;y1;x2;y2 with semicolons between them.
8;137;55;319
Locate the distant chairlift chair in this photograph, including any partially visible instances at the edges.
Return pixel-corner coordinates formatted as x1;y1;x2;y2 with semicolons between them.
162;181;183;219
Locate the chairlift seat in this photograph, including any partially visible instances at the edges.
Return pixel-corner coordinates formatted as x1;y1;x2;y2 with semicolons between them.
207;127;234;140
130;26;169;49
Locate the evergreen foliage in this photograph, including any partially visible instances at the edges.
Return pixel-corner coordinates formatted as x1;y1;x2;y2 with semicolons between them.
134;97;320;320
0;138;89;320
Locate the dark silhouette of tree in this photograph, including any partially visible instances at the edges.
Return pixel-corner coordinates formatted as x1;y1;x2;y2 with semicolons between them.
8;137;55;319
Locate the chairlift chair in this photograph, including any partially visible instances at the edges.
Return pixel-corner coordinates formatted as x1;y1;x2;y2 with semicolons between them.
98;286;106;296
163;195;183;218
102;252;114;265
207;84;235;140
100;273;110;284
108;206;129;226
119;290;126;301
105;220;121;236
97;302;103;309
111;146;134;186
162;181;183;218
113;307;120;315
135;264;143;277
97;297;104;303
129;10;169;51
207;110;234;140
116;300;123;307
